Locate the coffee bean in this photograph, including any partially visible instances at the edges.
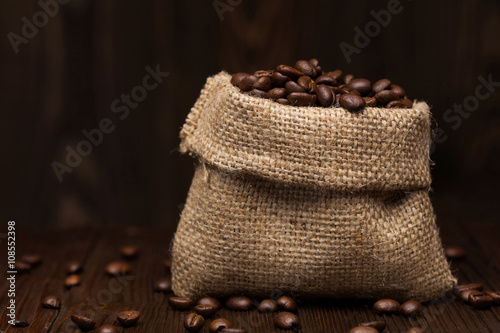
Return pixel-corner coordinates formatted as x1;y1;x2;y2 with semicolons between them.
21;254;42;266
276;64;303;80
254;70;273;78
340;93;366;111
460;289;483;303
221;329;247;333
117;310;140;327
252;77;272;91
485;291;500;305
105;261;131;276
373;299;400;314
209;318;231;333
169;296;194;310
315;75;337;86
372;79;391;94
65;274;81;288
13;320;29;327
359;320;386;332
153;278;172;293
274;311;300;330
97;324;118;333
349;327;379;333
390;84;406;98
315;85;334;107
309;58;319;68
71;314;96;331
363;97;377;107
231;73;248;87
327;69;343;80
402;97;413;108
287;92;317;106
267;87;286;100
374;90;399;105
257;299;278;313
67;260;82;274
195;304;218;317
400;300;423;316
407;327;426;333
184;312;205;331
239;75;257;92
120;245;139;259
454;283;484;296
346;78;372;96
387;100;407;108
297;76;317;93
271;71;289;87
276;98;290;105
197;297;221;309
277;296;298;312
444;245;466;260
42;295;61;309
469;294;493;309
248;89;268;98
225;296;253;311
295;60;316;77
344;74;354;84
14;261;31;273
164;259;172;270
285;81;305;94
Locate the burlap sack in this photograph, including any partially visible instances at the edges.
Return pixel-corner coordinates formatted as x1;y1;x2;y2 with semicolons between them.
172;72;456;301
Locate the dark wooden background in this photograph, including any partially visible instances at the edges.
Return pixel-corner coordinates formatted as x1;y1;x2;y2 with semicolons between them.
1;0;499;228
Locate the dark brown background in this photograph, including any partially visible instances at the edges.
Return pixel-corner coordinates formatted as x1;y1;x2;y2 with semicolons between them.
1;0;499;228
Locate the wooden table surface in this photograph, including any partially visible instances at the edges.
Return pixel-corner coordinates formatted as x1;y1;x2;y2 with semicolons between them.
1;221;500;333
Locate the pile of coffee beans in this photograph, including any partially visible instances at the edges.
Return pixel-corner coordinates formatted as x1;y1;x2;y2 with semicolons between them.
454;283;500;309
230;59;413;111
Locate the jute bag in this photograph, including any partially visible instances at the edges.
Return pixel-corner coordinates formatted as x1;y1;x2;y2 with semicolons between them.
172;72;456;301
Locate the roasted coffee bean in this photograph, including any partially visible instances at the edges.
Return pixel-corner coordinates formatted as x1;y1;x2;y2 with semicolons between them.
274;311;300;330
374;89;399;105
276;98;290;105
254;70;273;78
346;78;372;96
297;76;316;93
285;81;305;94
328;69;343;80
349;327;379;333
454;283;484;296
295;60;316;77
42;295;61;309
195;304;218;317
444;245;466;260
225;296;253;311
153;278;172;293
344;74;354;84
14;261;31;273
309;58;319;68
402;97;413;108
407;327;426;333
315;75;337;86
359;320;386;332
21;254;42;266
460;289;483;303
257;299;278;313
71;314;96;331
105;261;131;276
287;92;317;106
387;100;407;108
248;89;268;98
97;324;117;333
67;260;82;274
252;77;272;91
231;73;248;87
400;300;423;316
184;312;205;331
390;84;406;98
164;259;172;270
120;245;139;259
372;78;391;94
117;310;140;327
277;296;298;312
276;64;303;80
209;318;231;333
373;299;400;314
363;97;377;107
13;320;29;327
469;294;493;309
340;93;366;111
169;296;194;310
65;274;81;288
316;85;334;107
271;71;289;87
485;291;500;305
267;87;286;100
238;75;257;92
221;329;247;333
197;297;221;310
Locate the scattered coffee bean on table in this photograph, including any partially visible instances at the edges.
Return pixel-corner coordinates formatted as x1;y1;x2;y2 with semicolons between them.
460;289;483;303
194;304;219;317
225;296;253;311
400;300;423;316
184;312;205;332
14;261;31;273
169;296;194;310
277;296;298;312
70;314;96;331
485;291;500;305
209;318;231;333
117;310;140;327
64;274;81;288
153;278;172;293
359;320;386;332
120;245;139;259
197;297;221;310
469;294;493;309
454;283;484;296
221;328;247;333
444;245;466;260
373;299;401;314
42;295;61;309
67;260;83;274
274;311;300;330
97;324;117;333
21;254;42;266
349;326;379;333
105;261;131;276
13;320;29;327
257;299;278;313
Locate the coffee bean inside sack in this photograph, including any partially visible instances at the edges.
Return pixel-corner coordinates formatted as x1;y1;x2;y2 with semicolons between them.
230;59;413;111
